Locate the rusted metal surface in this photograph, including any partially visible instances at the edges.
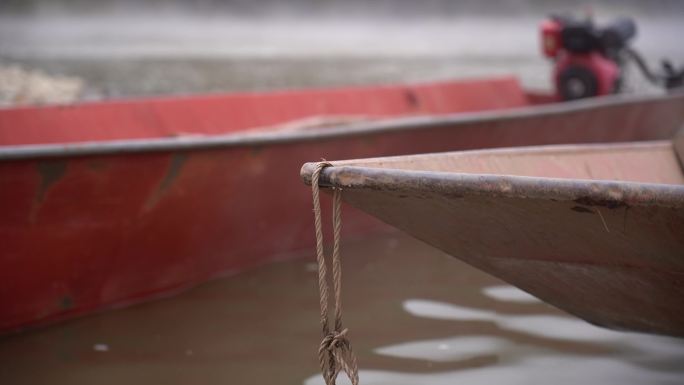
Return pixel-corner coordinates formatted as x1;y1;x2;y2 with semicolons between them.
1;84;684;334
301;141;684;337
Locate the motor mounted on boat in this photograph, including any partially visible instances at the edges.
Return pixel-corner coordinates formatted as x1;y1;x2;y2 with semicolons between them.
541;15;684;100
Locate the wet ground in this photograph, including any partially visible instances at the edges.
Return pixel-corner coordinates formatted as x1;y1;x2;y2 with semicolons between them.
1;232;682;385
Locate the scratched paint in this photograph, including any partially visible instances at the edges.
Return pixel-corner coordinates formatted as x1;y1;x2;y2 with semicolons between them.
34;161;67;204
144;153;188;210
30;160;67;221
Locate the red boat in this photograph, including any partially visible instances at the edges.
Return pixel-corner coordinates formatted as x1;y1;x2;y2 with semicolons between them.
1;75;684;335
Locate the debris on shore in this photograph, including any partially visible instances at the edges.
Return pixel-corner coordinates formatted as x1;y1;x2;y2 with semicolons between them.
0;64;84;107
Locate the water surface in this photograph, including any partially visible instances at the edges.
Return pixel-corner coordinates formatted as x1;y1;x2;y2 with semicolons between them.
1;232;682;384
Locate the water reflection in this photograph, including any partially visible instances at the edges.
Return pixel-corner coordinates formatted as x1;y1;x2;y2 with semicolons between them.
481;285;541;304
376;335;513;362
403;299;628;342
306;356;683;385
306;289;684;385
306;257;684;384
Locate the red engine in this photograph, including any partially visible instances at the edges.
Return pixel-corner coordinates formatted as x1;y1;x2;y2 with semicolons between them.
541;16;636;100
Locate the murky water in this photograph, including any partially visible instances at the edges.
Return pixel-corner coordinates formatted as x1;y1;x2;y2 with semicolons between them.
1;232;682;385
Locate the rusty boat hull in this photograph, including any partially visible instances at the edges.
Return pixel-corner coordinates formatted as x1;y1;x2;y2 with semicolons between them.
301;137;684;337
2;77;684;334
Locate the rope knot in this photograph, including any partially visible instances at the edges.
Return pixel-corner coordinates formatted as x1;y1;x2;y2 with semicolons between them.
323;328;349;350
318;328;359;385
311;162;360;385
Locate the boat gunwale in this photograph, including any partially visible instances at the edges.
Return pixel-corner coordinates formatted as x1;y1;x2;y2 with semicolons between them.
1;91;682;161
301;159;684;210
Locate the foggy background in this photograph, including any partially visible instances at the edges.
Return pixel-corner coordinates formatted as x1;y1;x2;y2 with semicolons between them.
3;0;684;18
1;0;683;104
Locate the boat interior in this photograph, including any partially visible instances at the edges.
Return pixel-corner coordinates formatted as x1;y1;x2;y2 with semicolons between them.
328;139;684;186
0;77;529;146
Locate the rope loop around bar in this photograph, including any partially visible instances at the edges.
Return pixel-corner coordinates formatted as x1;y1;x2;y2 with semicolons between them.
311;162;359;385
